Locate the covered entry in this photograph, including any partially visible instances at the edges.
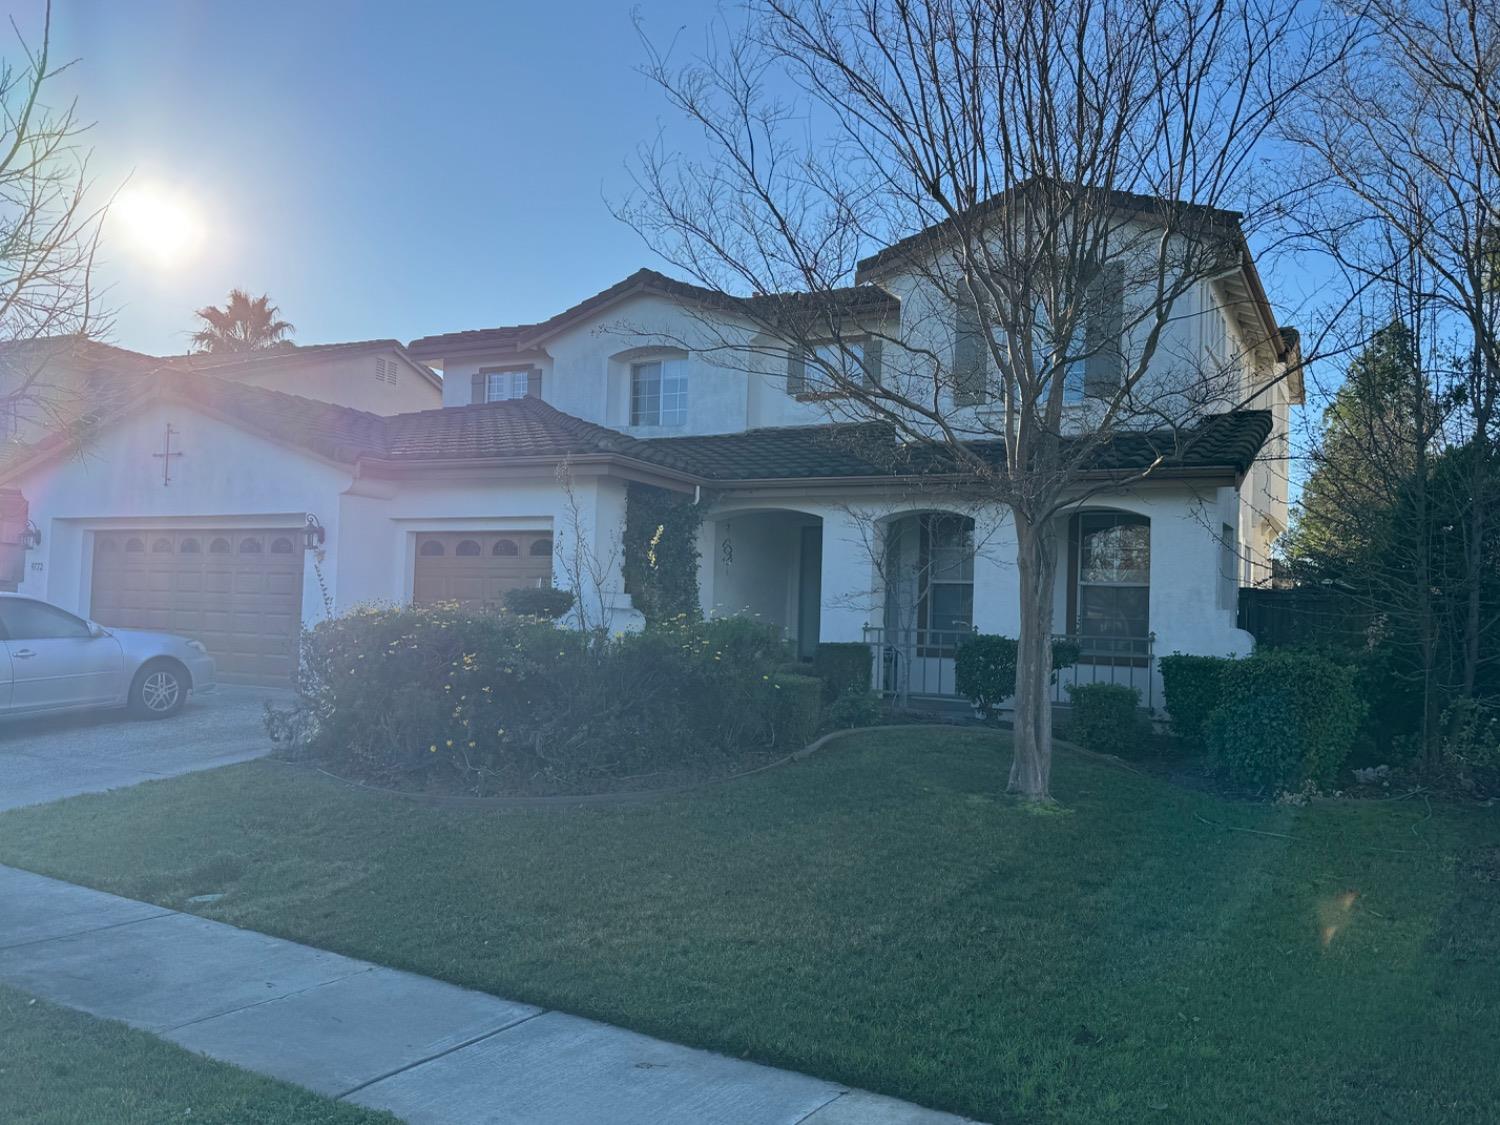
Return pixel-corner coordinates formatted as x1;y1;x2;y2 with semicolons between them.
412;531;553;609
90;528;304;684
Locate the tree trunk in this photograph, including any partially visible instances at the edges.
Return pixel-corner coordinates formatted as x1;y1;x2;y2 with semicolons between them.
1009;512;1060;800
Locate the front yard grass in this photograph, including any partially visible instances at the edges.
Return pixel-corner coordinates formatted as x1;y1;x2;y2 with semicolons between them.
0;984;396;1125
0;728;1495;1124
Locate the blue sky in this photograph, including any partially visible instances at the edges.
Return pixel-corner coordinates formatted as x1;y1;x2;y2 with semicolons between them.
34;0;715;354
28;0;1328;361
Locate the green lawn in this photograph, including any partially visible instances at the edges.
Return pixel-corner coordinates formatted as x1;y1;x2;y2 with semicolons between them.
0;729;1496;1124
0;984;396;1125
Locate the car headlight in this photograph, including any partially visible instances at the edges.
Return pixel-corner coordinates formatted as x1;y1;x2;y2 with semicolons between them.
186;640;208;654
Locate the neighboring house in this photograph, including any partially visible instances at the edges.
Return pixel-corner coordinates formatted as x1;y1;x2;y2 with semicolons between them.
0;196;1298;699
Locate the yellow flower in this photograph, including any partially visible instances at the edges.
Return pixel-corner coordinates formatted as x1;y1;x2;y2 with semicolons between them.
429;744;437;753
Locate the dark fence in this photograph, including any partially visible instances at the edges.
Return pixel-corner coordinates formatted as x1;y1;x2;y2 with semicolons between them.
1237;586;1371;649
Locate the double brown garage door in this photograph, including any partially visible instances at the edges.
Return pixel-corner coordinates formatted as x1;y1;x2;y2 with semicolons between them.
90;529;304;685
411;531;553;610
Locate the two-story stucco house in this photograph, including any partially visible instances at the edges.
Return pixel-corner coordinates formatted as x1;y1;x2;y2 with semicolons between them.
0;195;1298;700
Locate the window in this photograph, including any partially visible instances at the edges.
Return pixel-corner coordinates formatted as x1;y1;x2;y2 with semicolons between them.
1072;512;1150;651
179;538;201;553
125;538;145;553
209;537;231;554
1035;263;1126;404
152;538;173;553
1219;522;1238;609
455;539;481;557
788;339;879;396
492;538;519;556
630;359;687;427
529;538;553;557
0;598;91;640
916;514;974;652
239;537;263;553
1033;303;1088;404
484;369;530;402
418;539;445;557
270;537;295;554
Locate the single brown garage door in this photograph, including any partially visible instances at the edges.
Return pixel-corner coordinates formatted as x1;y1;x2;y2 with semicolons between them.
90;529;304;685
412;531;553;610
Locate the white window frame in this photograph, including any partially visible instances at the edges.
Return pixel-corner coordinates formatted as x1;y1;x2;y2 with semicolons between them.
630;357;687;427
484;368;530;402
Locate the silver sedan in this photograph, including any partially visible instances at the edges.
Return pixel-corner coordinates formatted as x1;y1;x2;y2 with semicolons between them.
0;594;216;719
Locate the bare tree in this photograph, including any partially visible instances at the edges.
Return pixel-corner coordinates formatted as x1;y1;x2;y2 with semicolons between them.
620;0;1342;799
1282;0;1500;715
0;2;111;436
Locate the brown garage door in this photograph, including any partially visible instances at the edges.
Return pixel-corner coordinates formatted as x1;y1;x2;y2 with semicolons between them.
90;529;304;685
412;531;553;610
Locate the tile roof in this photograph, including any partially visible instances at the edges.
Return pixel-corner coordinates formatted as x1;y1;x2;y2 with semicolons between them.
407;268;898;360
0;364;1271;486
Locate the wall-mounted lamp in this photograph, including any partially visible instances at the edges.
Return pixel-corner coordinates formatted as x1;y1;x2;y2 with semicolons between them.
303;514;326;551
22;520;41;549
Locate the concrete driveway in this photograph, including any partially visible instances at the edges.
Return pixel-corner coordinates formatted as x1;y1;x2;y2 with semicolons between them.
0;686;282;812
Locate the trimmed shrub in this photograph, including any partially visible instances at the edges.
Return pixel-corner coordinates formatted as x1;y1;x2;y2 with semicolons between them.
284;605;795;795
1204;650;1366;792
954;634;1083;717
502;586;575;620
1066;682;1146;757
811;642;874;702
826;690;883;729
1159;654;1233;747
771;673;823;748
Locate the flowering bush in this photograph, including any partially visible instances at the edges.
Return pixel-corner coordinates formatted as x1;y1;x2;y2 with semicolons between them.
279;604;812;795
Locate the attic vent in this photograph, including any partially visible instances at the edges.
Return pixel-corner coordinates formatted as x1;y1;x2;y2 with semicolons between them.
375;357;399;385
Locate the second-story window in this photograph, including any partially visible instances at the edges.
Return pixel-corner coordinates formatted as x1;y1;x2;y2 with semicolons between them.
630;358;687;427
485;369;530;401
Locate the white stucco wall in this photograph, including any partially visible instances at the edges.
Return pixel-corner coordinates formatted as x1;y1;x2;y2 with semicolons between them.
236;349;441;415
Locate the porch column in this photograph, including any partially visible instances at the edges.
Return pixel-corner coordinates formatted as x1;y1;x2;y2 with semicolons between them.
817;507;876;643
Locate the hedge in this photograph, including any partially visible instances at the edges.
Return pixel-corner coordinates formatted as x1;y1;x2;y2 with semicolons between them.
1204;649;1366;791
1066;682;1146;757
771;673;823;748
1159;654;1233;747
954;634;1082;717
502;586;575;620
280;605;799;796
811;642;874;701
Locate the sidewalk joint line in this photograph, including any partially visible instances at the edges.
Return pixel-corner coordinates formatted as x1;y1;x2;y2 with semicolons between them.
0;909;179;953
159;965;379;1034
334;1007;552;1100
791;1089;853;1124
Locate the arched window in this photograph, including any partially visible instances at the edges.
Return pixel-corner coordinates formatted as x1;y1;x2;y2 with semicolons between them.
239;537;263;554
209;537;231;554
270;537;294;554
529;538;553;557
1070;511;1150;655
418;539;445;557
455;539;481;557
125;537;145;553
492;538;519;556
179;538;201;553
97;538;117;552
152;538;173;553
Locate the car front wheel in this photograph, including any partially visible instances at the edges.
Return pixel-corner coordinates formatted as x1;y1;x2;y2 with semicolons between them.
129;661;188;719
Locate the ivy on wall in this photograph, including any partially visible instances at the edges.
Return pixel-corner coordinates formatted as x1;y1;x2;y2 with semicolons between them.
622;482;711;624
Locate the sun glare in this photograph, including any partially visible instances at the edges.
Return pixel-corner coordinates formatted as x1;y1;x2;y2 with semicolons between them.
112;183;206;269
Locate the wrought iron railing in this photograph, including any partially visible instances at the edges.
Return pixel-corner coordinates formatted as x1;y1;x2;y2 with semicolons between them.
861;626;1155;710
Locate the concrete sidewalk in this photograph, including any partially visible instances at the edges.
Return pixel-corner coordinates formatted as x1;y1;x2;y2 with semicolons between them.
0;864;978;1125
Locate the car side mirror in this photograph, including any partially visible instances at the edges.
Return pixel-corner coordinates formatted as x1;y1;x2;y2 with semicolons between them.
88;621;109;639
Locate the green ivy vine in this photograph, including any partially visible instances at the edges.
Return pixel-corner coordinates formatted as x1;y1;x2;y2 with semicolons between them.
622;482;711;624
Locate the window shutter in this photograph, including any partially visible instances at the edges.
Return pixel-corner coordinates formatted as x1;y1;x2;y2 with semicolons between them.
953;302;985;405
1084;262;1125;399
471;372;487;404
786;347;807;396
861;337;882;387
527;368;543;399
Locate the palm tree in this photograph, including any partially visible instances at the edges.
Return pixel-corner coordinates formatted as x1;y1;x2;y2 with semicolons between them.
189;289;295;354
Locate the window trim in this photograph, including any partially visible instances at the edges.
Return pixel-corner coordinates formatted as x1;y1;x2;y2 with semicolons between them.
629;356;688;428
481;366;533;403
1066;511;1151;665
915;513;975;656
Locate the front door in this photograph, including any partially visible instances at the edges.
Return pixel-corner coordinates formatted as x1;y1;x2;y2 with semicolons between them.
797;525;822;661
0;598;124;713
